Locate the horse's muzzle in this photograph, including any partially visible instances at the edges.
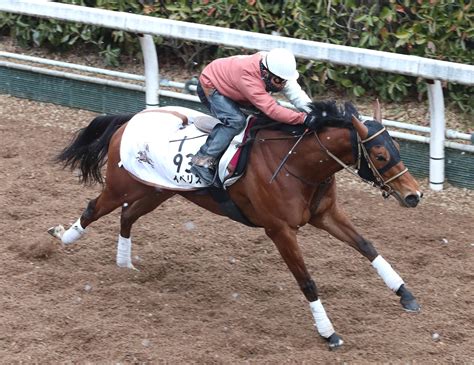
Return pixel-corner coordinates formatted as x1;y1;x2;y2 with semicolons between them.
404;192;422;208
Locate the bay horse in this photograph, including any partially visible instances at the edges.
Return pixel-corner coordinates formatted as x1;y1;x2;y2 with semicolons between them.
49;100;422;349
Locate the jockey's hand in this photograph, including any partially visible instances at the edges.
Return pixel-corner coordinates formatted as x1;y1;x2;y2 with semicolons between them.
303;114;318;130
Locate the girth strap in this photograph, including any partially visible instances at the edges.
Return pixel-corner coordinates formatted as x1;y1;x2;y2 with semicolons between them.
207;187;259;228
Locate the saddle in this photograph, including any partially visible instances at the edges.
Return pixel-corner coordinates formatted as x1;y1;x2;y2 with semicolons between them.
193;114;257;187
119;107;297;226
193;111;305;188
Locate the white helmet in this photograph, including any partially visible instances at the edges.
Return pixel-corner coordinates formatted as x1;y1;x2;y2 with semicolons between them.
263;48;299;81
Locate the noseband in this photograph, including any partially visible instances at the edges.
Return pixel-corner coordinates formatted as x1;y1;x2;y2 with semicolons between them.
357;126;408;197
313;125;408;199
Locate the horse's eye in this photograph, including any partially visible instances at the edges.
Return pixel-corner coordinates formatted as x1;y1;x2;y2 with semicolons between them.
376;155;387;162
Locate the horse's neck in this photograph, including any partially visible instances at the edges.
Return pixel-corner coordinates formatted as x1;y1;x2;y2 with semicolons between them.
317;127;354;163
290;128;354;181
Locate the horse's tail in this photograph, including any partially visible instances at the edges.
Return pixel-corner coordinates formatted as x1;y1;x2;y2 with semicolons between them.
56;113;135;185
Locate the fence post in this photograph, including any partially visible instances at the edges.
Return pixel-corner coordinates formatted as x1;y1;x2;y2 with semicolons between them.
427;80;445;191
139;34;159;109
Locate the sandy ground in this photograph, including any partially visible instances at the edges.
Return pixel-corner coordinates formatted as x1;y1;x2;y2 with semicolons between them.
0;94;473;364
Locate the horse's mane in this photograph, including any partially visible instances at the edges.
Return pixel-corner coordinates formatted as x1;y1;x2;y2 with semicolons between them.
253;100;359;134
305;100;359;131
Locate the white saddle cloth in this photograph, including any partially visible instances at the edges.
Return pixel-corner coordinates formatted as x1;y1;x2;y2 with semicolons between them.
119;106;247;190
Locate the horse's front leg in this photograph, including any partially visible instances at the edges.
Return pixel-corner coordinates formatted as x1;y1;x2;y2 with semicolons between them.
265;226;343;349
309;201;420;312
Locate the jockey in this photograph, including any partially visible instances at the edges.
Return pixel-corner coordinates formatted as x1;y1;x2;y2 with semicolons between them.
191;48;318;185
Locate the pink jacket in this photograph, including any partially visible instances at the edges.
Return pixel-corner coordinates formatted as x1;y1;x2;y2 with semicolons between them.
199;53;307;125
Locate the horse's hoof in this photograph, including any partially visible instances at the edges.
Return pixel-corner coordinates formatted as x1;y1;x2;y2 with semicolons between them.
401;298;421;312
47;225;65;239
326;333;344;349
116;261;139;271
397;284;421;312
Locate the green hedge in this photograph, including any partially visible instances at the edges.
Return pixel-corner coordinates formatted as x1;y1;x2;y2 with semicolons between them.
1;0;472;113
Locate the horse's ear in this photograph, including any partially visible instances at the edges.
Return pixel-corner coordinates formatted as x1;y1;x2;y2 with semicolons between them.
373;99;382;122
352;114;368;139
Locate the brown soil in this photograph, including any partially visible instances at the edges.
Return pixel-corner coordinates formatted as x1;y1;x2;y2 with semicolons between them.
0;94;473;363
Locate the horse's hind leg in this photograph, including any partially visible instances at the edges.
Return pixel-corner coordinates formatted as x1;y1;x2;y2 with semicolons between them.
117;191;175;268
56;186;139;245
53;168;155;246
309;194;420;312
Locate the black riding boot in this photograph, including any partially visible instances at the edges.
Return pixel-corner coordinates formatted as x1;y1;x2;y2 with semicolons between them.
190;154;217;185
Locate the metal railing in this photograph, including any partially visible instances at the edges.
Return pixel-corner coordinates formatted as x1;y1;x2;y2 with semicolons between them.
1;0;473;190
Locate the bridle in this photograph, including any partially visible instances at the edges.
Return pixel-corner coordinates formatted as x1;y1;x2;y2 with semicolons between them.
313;125;408;199
264;119;408;200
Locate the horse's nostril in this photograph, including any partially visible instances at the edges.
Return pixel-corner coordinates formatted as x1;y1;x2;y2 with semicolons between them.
405;194;420;207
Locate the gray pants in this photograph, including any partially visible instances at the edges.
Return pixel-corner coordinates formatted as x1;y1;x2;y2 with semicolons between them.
196;83;247;158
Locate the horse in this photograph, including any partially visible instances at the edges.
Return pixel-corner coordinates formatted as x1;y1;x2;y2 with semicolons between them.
48;100;423;349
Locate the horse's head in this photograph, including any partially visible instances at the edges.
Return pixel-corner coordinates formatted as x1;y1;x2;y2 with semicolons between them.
351;101;423;207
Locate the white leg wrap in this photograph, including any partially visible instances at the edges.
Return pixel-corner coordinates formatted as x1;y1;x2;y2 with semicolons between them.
61;218;85;245
309;299;335;338
116;235;134;269
371;255;404;292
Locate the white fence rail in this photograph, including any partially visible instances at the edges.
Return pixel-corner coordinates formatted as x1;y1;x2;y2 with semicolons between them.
1;0;473;85
1;0;473;190
2;50;472;148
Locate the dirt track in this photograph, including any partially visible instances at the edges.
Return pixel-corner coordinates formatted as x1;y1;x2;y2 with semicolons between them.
0;94;473;364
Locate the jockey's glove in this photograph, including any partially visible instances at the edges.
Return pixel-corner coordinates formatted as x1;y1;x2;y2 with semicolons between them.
303;114;318;130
